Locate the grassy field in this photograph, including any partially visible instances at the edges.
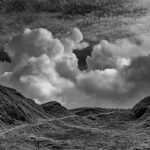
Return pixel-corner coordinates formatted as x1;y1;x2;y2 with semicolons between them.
0;109;150;150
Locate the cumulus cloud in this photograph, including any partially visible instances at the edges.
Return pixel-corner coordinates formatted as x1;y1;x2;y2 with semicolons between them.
55;55;78;82
1;28;80;104
94;35;150;58
86;41;117;70
2;17;150;108
83;19;150;107
77;69;127;97
5;28;64;58
60;27;88;53
121;55;150;95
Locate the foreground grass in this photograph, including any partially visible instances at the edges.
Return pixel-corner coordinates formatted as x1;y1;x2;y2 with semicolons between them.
0;110;150;150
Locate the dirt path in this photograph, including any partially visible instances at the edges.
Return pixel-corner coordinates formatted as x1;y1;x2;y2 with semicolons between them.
0;115;76;137
0;111;136;137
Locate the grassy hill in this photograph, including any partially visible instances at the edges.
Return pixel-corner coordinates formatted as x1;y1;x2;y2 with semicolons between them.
41;101;73;118
0;96;150;150
0;84;150;149
0;84;76;127
0;84;52;126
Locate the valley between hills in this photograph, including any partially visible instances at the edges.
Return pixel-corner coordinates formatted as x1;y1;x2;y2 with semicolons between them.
0;84;149;150
0;0;150;149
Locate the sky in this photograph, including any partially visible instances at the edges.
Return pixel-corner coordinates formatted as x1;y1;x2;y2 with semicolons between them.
1;1;150;108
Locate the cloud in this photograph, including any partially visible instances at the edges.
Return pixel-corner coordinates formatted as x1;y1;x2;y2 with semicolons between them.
83;24;150;107
6;54;74;103
60;27;88;53
2;18;150;109
86;41;117;70
95;36;150;59
121;55;150;95
1;28;81;104
77;69;124;96
5;28;64;58
55;54;78;82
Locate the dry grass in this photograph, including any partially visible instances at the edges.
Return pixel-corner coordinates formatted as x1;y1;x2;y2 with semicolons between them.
0;111;150;150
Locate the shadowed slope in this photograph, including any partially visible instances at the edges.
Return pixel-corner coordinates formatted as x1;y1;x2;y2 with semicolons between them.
0;84;52;125
70;107;115;116
132;96;150;119
41;101;72;118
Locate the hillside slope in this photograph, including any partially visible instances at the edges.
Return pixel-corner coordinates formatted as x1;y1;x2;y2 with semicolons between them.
0;86;149;149
0;84;52;126
41;101;73;118
0;105;143;150
132;96;150;119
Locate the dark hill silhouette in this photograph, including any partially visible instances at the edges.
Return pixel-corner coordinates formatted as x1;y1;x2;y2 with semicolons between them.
70;107;116;116
132;96;150;119
0;84;52;125
41;101;72;118
0;84;148;149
